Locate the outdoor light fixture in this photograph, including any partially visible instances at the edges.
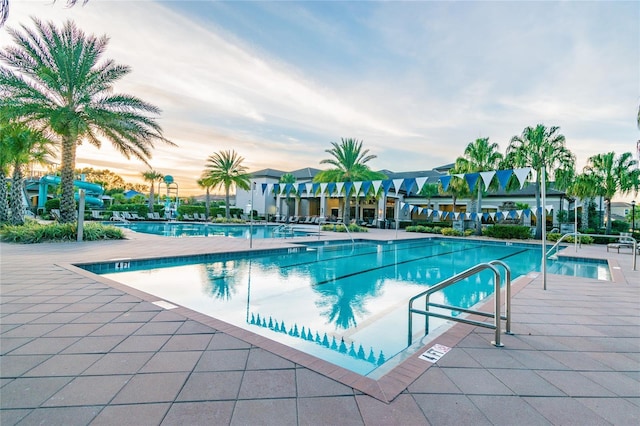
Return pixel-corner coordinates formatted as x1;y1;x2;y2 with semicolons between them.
632;200;636;233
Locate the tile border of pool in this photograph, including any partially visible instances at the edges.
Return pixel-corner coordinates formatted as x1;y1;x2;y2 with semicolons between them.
59;252;544;403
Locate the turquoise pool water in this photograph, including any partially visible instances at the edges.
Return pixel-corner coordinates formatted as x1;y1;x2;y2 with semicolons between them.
87;238;610;377
106;221;314;238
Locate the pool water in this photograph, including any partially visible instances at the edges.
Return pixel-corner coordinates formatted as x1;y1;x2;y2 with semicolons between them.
90;238;610;377
106;221;314;238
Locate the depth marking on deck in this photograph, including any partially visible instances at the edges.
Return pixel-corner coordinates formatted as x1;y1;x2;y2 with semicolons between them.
418;344;451;363
153;300;177;310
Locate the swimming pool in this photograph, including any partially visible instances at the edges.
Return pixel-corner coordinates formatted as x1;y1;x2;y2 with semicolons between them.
106;221;315;238
84;238;610;377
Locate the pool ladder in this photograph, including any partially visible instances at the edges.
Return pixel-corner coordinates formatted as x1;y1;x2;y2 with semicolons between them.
408;260;512;348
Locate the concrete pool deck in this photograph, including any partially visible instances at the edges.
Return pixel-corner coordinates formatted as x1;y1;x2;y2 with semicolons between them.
1;228;639;425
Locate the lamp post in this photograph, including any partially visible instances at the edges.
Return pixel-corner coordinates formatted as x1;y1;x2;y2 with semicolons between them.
632;200;636;233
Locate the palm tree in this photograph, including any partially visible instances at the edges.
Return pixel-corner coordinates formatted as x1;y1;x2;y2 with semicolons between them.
201;150;251;219
314;138;386;223
0;122;54;225
504;124;575;239
197;177;213;219
445;158;472;216
582;152;640;234
0;19;174;223
419;182;439;219
279;172;296;217
455;138;502;233
141;169;163;215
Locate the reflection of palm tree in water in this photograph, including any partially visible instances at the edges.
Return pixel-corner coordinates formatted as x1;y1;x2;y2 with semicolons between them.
313;276;384;330
200;261;240;300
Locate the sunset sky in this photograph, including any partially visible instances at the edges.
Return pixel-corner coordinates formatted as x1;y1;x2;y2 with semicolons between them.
3;1;639;198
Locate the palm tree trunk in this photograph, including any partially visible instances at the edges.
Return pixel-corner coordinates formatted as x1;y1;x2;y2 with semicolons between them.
606;198;612;234
343;196;351;223
59;136;77;223
0;171;9;223
205;187;210;219
9;165;25;225
581;198;590;231
225;184;231;219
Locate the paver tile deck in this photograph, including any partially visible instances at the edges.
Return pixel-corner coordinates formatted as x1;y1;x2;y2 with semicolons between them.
1;230;639;424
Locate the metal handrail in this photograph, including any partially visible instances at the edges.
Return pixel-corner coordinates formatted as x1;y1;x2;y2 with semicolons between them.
546;231;637;271
408;260;512;348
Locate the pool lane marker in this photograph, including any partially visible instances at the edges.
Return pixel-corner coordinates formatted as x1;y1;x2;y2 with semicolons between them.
418;344;451;363
153;300;177;310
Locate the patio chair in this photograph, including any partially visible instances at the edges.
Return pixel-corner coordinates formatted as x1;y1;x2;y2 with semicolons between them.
130;212;144;220
607;232;635;253
50;209;61;221
90;210;103;220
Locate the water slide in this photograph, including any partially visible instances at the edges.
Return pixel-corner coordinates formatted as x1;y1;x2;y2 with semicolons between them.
38;175;104;208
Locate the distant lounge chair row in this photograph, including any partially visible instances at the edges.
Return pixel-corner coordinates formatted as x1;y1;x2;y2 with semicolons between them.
274;215;325;225
181;213;209;221
110;211;153;221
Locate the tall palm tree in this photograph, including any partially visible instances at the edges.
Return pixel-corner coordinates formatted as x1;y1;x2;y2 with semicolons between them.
0;122;54;225
504;124;575;239
0;19;174;223
419;182;439;210
455;137;502;233
279;172;296;217
141;169;163;215
197;177;213;219
582;152;640;234
445;158;472;216
201;150;251;219
314;138;386;223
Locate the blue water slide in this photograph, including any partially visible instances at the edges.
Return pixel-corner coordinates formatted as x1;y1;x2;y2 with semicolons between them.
39;175;105;208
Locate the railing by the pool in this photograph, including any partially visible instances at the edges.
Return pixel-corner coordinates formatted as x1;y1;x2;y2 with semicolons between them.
546;232;637;271
248;312;387;367
407;260;512;348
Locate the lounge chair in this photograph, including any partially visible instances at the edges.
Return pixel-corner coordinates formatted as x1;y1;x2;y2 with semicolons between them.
111;211;127;222
182;213;194;221
607;232;635;253
90;210;103;220
50;209;61;221
130;212;144;220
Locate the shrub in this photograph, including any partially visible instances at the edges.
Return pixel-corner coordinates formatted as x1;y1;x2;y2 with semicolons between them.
432;226;442;234
611;220;630;233
483;225;531;240
321;224;368;233
0;220;125;243
441;227;462;236
464;229;474;236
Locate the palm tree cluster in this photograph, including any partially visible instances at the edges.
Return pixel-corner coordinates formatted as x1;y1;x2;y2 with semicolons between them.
1;18;174;223
0;122;55;225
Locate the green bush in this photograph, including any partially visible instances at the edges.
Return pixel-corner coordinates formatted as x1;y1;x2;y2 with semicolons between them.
482;225;531;240
0;220;125;243
441;227;462;236
320;223;368;233
611;220;630;233
464;229;474;237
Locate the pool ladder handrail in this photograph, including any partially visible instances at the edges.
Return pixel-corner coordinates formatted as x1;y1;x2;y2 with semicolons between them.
408;260;512;348
546;231;637;270
273;224;295;237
